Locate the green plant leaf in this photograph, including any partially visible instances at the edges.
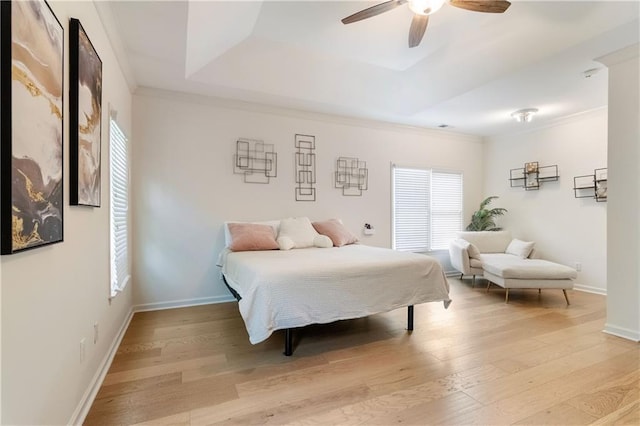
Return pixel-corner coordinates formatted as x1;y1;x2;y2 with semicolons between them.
466;196;507;231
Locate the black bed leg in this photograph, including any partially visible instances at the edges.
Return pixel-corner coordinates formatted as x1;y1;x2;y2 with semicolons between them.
284;329;293;356
407;305;414;331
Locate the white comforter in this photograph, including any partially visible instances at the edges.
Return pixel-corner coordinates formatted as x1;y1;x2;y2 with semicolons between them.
220;245;451;344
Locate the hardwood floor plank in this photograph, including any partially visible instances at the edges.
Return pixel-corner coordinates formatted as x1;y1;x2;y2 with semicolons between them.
285;377;459;425
234;348;409;399
369;391;483;425
193;385;372;425
94;372;182;400
589;400;640;425
101;353;227;386
566;370;640;418
130;411;191;426
513;401;598;425
86;375;238;425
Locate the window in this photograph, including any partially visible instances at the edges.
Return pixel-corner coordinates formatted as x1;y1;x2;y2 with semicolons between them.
110;118;130;297
393;166;463;252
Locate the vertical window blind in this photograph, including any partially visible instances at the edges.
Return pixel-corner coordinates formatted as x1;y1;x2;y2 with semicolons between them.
110;118;130;297
393;166;463;252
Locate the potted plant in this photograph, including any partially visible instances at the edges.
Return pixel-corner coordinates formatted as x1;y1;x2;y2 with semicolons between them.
466;196;507;231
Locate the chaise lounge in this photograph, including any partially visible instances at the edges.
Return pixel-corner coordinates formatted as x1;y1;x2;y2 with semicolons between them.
449;231;577;304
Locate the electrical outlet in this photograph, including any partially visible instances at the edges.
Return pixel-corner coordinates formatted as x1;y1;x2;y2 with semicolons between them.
80;338;86;363
575;262;582;272
94;323;99;344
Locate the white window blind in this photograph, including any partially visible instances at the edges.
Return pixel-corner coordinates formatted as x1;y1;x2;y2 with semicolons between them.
393;166;463;252
110;118;130;297
431;171;463;250
393;167;431;252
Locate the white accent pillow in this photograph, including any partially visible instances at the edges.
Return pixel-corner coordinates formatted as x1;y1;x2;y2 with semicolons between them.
467;243;482;260
278;217;320;249
505;239;535;259
277;236;295;251
314;235;333;248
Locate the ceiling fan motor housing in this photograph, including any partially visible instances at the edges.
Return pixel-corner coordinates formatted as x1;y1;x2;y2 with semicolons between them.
408;0;446;16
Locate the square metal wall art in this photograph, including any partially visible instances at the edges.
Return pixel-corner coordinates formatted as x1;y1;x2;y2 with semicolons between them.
335;156;368;196
233;138;277;183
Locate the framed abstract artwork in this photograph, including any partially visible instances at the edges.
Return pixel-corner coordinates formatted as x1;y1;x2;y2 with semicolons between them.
69;18;102;206
0;0;64;254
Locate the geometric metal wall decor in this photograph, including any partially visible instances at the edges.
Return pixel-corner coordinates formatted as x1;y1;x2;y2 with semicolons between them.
233;138;277;184
574;167;607;202
335;156;368;196
509;161;559;191
1;0;64;254
294;134;316;201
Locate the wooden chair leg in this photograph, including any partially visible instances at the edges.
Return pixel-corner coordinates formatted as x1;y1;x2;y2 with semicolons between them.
563;289;570;305
538;288;541;294
486;281;491;292
505;288;510;303
460;273;464;280
472;275;476;288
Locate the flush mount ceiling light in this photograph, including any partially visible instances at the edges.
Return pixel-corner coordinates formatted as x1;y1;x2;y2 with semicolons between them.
511;108;539;123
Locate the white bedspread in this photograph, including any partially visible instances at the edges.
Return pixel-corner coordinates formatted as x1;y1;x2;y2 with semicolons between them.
220;245;451;344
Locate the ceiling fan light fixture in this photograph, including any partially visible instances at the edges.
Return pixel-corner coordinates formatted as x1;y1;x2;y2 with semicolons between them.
511;108;539;123
408;0;446;16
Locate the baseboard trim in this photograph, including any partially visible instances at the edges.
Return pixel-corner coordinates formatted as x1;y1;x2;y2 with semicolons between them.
69;307;134;425
573;284;607;295
603;323;640;342
133;295;235;313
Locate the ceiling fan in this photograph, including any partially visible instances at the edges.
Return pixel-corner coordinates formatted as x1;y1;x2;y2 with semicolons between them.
341;0;511;48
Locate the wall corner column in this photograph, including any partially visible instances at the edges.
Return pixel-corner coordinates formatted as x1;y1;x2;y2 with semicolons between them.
597;43;640;341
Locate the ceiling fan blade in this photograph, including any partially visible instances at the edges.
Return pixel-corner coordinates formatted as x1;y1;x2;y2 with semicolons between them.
408;14;429;48
449;0;511;13
342;0;407;25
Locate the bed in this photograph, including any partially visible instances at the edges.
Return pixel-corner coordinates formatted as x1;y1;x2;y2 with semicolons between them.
219;243;452;355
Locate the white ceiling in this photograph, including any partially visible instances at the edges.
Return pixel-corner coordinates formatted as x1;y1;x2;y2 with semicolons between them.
100;0;640;136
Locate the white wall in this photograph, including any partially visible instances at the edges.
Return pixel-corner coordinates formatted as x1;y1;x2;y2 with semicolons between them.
598;44;640;341
132;89;484;307
1;1;133;424
484;108;608;293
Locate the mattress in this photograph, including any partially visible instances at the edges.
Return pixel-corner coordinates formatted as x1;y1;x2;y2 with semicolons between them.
220;244;451;344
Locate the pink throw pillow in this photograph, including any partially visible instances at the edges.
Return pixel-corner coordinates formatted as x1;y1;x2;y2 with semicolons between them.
312;219;358;247
227;223;279;251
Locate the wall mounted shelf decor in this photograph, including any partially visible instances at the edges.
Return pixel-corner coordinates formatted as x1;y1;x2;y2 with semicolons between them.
294;134;316;201
233;138;277;184
574;168;607;202
335;156;368;196
509;161;559;191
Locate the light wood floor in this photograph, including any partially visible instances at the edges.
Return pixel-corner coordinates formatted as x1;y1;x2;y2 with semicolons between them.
85;278;639;425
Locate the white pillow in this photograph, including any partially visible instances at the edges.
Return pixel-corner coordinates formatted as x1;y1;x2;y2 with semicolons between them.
467;242;482;260
314;235;333;248
505;239;535;259
277;236;295;251
278;217;320;249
